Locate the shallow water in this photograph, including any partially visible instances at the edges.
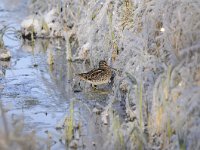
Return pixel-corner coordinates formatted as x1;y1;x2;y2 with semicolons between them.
0;1;111;149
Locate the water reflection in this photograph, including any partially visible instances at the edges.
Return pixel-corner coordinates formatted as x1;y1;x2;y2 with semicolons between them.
1;0;22;11
1;35;111;149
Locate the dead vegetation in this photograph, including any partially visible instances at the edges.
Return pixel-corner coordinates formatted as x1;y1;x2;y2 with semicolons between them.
1;0;199;149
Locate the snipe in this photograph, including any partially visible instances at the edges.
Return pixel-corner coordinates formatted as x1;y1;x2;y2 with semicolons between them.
77;60;112;87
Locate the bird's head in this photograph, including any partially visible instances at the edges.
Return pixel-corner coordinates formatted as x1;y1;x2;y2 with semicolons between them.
99;60;108;68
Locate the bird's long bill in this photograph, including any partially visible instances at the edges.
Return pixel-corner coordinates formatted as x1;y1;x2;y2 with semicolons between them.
110;67;122;74
111;67;118;71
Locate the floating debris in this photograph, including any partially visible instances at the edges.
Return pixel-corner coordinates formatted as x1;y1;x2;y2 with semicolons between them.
21;8;63;39
69;140;78;149
0;49;11;61
101;110;108;125
92;107;101;115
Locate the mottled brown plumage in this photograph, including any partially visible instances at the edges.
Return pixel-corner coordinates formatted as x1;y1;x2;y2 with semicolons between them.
77;60;112;86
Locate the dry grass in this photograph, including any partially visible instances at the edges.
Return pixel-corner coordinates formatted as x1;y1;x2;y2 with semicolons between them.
12;0;200;149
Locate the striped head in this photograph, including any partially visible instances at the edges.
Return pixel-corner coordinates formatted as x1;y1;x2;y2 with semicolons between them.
99;60;108;68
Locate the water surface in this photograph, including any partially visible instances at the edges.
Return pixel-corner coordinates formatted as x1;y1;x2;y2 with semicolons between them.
0;1;111;149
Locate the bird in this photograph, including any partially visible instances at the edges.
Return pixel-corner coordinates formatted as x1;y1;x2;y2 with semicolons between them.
77;60;112;88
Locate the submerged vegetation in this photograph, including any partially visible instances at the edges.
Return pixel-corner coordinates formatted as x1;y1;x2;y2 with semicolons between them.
0;0;200;149
0;24;14;61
